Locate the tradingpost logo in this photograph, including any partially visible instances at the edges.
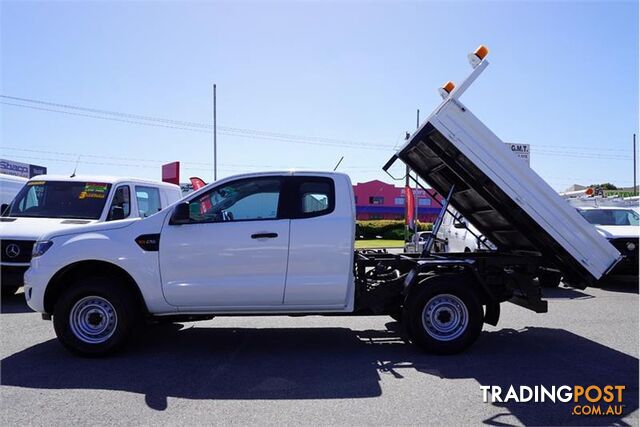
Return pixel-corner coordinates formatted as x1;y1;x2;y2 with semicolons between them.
480;385;626;416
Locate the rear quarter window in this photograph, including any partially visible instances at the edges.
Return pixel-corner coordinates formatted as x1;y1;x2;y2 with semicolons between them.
290;178;335;219
136;186;162;217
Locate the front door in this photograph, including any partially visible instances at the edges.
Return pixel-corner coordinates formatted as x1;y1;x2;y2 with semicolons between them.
160;177;289;308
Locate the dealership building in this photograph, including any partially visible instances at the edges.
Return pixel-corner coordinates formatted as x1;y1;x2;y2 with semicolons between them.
353;180;441;222
0;158;47;178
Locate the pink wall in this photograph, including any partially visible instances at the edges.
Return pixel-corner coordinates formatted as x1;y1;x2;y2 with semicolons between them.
352;180;441;221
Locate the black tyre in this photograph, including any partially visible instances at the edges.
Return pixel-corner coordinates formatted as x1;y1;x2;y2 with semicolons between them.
1;286;20;298
403;276;483;354
53;276;139;357
538;271;562;288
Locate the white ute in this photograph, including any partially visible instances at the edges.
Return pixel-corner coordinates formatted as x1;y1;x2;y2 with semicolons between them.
1;175;182;296
435;208;495;254
576;206;639;277
24;46;622;356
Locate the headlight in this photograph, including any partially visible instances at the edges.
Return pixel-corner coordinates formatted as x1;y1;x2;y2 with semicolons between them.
626;242;636;251
32;240;53;258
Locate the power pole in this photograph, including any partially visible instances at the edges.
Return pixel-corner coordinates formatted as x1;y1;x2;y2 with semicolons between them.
213;84;217;182
404;131;410;245
414;109;420;242
634;133;637;196
405;109;421;248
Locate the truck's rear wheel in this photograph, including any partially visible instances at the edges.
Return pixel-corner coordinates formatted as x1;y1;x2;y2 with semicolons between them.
53;277;138;357
404;277;483;354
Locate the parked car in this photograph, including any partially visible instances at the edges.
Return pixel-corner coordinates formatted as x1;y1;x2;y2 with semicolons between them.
0;175;182;296
576;206;639;277
404;231;432;253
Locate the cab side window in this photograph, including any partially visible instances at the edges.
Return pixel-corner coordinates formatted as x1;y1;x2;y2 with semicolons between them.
188;178;282;223
136;186;162;217
107;186;131;221
291;178;335;218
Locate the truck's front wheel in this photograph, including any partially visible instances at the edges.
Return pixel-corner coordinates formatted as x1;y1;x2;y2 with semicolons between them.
53;277;138;357
404;278;483;354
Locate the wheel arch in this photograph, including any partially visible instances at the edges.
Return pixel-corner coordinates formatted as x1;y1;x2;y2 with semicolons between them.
44;260;148;315
404;267;501;326
404;265;492;305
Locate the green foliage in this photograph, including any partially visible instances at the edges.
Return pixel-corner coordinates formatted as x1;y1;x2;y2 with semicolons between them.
355;220;433;240
604;189;637;197
589;183;618;190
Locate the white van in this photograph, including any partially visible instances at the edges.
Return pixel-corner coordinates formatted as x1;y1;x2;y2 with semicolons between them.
0;175;182;296
0;174;28;207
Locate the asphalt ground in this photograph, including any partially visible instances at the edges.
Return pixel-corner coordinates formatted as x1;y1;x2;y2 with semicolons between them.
1;281;638;426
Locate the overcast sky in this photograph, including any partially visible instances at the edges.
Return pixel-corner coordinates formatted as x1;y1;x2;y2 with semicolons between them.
1;0;638;190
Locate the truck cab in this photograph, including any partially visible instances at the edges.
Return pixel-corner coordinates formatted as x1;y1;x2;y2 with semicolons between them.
24;172;356;313
1;175;182;296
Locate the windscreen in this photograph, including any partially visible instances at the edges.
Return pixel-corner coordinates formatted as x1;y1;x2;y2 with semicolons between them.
578;209;640;226
8;181;112;219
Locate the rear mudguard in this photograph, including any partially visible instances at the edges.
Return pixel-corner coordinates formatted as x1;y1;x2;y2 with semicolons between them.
402;260;501;326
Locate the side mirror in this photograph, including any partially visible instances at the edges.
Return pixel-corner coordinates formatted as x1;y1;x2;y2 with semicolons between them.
109;205;125;221
170;202;190;225
0;203;8;216
453;220;467;229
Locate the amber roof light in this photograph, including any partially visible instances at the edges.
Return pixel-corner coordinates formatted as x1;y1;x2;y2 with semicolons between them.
474;45;489;60
468;44;489;68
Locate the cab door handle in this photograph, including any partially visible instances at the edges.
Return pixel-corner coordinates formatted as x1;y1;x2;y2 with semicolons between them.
251;233;278;239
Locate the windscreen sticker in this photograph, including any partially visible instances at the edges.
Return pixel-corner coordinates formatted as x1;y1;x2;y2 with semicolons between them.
79;183;109;200
27;181;45;186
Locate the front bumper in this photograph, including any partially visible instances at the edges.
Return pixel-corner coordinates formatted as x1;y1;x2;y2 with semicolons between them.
609;238;639;277
23;265;48;313
1;264;29;288
609;256;639;276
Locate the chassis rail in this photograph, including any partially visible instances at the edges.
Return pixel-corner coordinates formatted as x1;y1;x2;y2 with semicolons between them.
354;249;547;316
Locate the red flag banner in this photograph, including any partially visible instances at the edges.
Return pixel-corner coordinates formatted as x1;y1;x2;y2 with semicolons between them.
405;186;415;226
189;177;207;190
189;177;211;214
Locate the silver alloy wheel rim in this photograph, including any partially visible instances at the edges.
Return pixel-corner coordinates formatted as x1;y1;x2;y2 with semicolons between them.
69;296;118;344
421;293;468;342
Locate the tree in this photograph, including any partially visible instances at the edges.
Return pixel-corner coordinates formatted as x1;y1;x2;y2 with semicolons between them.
589;183;618;190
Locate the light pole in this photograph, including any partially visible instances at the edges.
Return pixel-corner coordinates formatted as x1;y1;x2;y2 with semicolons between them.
634;133;637;196
213;84;217;182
